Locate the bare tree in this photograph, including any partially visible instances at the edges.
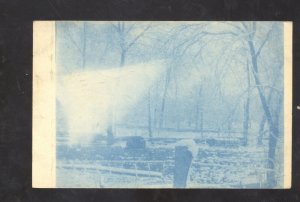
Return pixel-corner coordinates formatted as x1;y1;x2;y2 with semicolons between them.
147;89;153;138
173;22;282;185
159;67;172;129
81;22;87;68
243;60;251;146
111;22;151;67
242;22;281;186
106;22;152;144
195;83;204;135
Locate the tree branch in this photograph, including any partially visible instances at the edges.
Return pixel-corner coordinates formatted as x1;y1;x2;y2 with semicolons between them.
202;31;238;36
111;22;120;32
252;22;256;38
126;25;152;50
249;85;283;95
125;24;135;34
220;22;245;33
241;22;249;31
255;24;275;58
65;23;83;55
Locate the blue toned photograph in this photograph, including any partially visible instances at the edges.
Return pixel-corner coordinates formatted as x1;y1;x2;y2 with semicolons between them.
56;21;284;188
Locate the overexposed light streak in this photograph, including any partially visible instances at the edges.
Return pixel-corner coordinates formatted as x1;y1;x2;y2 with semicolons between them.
57;61;166;145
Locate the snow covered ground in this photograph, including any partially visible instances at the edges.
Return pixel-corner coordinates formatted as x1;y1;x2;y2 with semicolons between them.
56;136;273;188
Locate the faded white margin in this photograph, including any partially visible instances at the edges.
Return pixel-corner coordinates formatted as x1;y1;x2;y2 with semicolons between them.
283;21;292;189
32;21;56;188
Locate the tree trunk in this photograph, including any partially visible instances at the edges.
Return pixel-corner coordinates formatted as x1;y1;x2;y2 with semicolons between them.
159;68;171;129
243;61;250;146
153;83;159;131
258;73;278;146
148;89;153;138
195;104;199;130
120;50;126;67
174;75;181;131
258;115;266;146
267;93;283;186
82;22;87;68
195;84;203;136
248;39;279;187
248;41;275;134
243;98;250;146
200;110;203;135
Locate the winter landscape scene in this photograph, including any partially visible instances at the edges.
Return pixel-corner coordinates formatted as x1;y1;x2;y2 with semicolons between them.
55;21;285;188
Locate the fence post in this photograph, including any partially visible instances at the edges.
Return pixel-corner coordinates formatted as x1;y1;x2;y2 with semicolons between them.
173;146;193;188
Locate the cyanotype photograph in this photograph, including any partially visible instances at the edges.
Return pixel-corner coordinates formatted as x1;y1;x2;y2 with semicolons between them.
33;21;292;188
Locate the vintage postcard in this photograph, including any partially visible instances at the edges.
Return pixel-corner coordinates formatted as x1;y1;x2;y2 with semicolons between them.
32;21;292;188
